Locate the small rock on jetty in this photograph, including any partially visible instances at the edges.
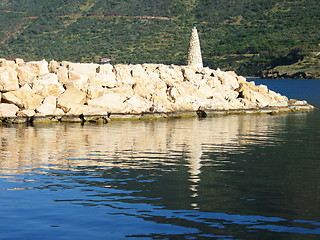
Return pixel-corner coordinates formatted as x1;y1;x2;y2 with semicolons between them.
0;58;314;124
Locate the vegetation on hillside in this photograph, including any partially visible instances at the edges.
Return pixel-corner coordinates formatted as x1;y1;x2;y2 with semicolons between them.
0;0;319;76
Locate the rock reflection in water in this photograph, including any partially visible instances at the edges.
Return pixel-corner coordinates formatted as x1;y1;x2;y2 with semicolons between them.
0;114;283;216
0;114;283;181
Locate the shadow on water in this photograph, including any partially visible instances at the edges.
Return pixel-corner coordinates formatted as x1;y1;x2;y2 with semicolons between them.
1;111;320;239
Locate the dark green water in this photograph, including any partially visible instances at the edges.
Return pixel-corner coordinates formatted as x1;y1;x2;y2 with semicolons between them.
0;79;320;239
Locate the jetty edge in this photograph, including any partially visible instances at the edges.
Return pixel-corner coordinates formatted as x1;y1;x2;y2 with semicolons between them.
0;58;315;124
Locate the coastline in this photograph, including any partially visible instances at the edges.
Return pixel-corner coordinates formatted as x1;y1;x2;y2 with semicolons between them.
0;58;316;125
0;104;315;125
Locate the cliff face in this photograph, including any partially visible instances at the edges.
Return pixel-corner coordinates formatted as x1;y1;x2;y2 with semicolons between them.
0;58;313;121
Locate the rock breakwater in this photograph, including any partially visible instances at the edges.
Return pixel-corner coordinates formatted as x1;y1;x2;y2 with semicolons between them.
0;58;315;124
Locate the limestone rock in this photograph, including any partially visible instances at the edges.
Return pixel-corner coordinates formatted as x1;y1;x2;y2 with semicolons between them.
82;107;110;116
16;66;37;85
124;95;153;114
0;66;19;91
213;69;239;90
110;85;134;98
57;87;87;113
32;73;65;97
89;68;117;88
17;109;36;117
15;58;25;66
114;64;136;86
9;84;44;110
0;103;19;117
2;91;23;108
49;61;69;84
86;86;105;99
26;59;49;76
0;59;15;68
67;71;89;90
87;93;127;113
36;96;57;115
54;108;65;116
158;65;184;87
66;105;93;116
66;62;99;76
0;59;6;67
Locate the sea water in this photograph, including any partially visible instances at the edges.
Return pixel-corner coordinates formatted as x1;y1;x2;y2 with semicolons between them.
0;79;320;239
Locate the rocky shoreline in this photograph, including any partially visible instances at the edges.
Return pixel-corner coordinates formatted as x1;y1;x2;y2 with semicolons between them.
0;58;315;124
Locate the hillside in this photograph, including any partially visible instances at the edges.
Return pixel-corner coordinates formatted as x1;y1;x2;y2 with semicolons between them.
0;0;319;76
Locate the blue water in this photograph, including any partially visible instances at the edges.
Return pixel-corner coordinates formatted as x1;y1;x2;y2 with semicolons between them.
1;79;320;239
251;78;320;107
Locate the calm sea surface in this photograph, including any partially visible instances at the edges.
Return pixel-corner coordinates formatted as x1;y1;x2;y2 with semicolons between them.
1;79;320;240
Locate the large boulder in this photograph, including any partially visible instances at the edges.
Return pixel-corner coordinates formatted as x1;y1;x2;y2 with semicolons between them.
26;59;49;76
87;92;127;113
66;62;99;76
16;66;37;85
36;96;57;115
67;71;89;90
123;95;153;114
57;87;87;113
7;84;44;110
49;60;69;84
32;73;65;97
114;64;136;86
213;69;240;90
0;66;19;91
91;64;117;87
158;65;184;87
0;103;19;117
17;109;36;117
2;91;23;108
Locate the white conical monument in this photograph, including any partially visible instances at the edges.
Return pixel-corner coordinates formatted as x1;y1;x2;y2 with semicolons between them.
187;24;203;69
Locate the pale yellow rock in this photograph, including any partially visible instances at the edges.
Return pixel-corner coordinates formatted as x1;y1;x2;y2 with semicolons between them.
114;64;136;86
142;63;162;72
0;103;19;117
48;60;60;73
15;58;25;66
36;96;57;115
67;71;89;90
10;84;44;110
67;62;99;76
213;69;239;90
49;61;69;84
17;109;36;117
32;73;65;97
87;93;127;113
228;98;245;109
134;71;167;100
57;87;87;113
0;59;6;67
54;108;65;116
89;71;117;88
158;65;184;87
16;66;37;85
82;107;109;116
86;86;105;99
123;95;153;114
66;105;93;116
26;59;49;76
2;92;23;108
96;64;113;73
0;66;19;91
109;85;134;97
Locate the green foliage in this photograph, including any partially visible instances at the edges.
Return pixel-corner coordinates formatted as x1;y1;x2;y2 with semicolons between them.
0;0;319;76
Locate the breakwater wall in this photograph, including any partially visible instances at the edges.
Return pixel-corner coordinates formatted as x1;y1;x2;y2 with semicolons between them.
0;58;315;124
